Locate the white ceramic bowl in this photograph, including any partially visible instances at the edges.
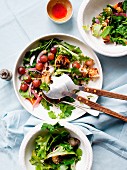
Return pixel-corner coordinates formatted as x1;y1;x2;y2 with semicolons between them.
13;33;103;121
77;0;127;57
19;121;93;170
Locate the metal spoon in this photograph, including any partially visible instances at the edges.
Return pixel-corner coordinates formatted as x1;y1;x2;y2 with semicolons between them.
42;92;100;117
44;74;127;122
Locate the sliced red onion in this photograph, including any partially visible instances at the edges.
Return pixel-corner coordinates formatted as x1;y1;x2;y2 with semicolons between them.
95;18;100;24
33;96;42;109
114;12;127;17
30;55;35;66
36;50;47;63
31;89;39;98
28;82;32;97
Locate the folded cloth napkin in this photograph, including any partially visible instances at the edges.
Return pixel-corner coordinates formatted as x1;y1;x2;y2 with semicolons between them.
1;84;127;170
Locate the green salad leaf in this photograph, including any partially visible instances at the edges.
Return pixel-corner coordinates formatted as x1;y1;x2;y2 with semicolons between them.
19;89;34;99
41;99;52;110
86;0;127;45
40;82;50;92
123;0;127;12
30;123;82;170
100;26;113;38
92;24;102;37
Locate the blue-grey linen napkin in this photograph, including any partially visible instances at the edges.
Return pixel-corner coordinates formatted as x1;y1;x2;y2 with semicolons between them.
1;85;127;170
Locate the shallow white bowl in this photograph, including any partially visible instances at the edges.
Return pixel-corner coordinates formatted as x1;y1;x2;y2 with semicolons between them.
13;33;103;121
77;0;127;57
19;121;93;170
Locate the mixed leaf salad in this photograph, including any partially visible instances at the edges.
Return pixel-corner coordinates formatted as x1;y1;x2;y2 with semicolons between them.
18;38;99;119
83;0;127;45
30;123;82;170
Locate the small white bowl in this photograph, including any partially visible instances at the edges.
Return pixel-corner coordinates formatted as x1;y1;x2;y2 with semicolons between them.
47;0;73;24
19;121;93;170
77;0;127;57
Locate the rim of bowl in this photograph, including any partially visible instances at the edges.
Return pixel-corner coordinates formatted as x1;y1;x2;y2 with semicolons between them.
77;0;127;57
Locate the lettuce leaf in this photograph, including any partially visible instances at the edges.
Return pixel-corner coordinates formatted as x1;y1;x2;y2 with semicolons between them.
92;23;102;37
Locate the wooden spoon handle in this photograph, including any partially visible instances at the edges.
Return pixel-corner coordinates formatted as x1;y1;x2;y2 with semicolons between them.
68;92;127;122
79;86;127;100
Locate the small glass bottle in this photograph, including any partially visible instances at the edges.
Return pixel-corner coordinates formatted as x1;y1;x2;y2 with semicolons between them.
0;69;12;81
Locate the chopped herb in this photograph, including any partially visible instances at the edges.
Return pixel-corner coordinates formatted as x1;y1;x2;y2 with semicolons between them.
41;99;52;110
40;82;50;92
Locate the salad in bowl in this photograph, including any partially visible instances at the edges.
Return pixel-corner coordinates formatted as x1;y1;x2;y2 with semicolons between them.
86;0;127;45
13;34;102;121
78;0;127;57
19;122;93;170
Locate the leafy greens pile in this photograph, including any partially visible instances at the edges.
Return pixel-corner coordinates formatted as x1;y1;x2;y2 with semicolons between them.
30;123;82;170
84;0;127;45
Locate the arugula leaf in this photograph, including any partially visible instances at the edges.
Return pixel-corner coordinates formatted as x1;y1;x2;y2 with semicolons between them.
110;37;127;46
64;96;75;103
71;67;81;76
123;0;127;12
40;82;50;92
100;26;113;38
41;123;63;132
76;148;83;160
62;42;82;54
41;99;52;110
79;55;90;62
115;24;127;38
48;111;57;119
62;157;75;166
60;143;73;152
19;89;34;99
56;44;80;61
58;103;75;119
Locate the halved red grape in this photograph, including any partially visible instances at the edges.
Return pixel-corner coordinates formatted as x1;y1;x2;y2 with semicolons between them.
40;55;48;63
18;66;26;75
85;59;94;67
50;47;57;54
48;52;55;61
24;75;32;83
20;83;28;92
35;63;44;71
32;79;41;88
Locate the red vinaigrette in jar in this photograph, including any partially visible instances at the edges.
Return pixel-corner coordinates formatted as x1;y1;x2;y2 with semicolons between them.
52;3;67;19
47;0;72;23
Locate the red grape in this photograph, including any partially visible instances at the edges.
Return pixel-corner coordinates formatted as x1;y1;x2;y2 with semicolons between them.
18;66;26;75
32;79;41;88
20;83;28;92
85;59;94;67
24;75;32;83
40;55;48;63
48;52;55;61
35;63;44;71
72;61;81;69
50;47;57;54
